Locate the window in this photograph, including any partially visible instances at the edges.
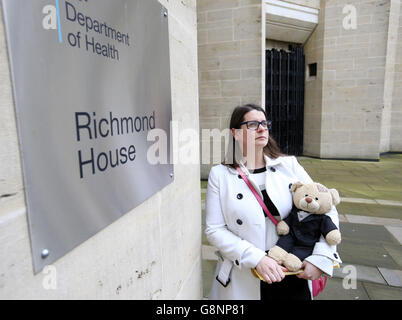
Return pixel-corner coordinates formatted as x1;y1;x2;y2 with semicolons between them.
308;63;317;78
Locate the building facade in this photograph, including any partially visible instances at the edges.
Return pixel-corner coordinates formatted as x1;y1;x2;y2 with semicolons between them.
198;0;402;178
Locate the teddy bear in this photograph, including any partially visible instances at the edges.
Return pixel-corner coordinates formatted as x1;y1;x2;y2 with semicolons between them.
268;181;342;272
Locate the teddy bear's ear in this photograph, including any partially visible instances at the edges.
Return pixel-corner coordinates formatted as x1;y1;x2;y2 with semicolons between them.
330;189;341;206
290;181;303;192
316;183;328;193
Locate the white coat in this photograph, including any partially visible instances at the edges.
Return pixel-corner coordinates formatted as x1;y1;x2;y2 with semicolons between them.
205;155;342;300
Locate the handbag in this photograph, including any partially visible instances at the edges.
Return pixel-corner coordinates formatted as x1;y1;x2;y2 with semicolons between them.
236;166;328;298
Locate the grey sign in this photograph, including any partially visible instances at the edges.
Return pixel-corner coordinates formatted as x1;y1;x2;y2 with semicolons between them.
2;0;173;273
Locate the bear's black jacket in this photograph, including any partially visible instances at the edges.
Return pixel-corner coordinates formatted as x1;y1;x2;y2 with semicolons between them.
276;205;338;261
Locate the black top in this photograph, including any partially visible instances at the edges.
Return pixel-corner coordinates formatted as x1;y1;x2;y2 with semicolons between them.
249;167;280;217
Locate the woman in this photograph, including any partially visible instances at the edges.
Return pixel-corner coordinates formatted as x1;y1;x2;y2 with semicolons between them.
205;104;341;300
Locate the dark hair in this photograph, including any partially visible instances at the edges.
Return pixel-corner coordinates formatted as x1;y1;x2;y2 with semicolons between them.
223;104;284;168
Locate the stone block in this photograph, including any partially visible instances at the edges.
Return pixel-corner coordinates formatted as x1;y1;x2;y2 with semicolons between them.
315;278;369;300
198;20;233;31
384;226;402;246
199;97;242;116
239;0;261;6
221;54;261;69
207;9;233;22
321;130;350;144
201;69;240;81
198;41;240;58
197;12;206;24
199;81;221;98
349;130;381;145
233;6;261;40
341;222;401;246
240;95;261;105
384;244;402;269
363;282;402;300
198;57;222;71
200;117;221;131
363;113;382;130
378;268;402;287
241;68;261;79
303;113;321;131
240;39;261;54
199;101;223;119
197;0;239;12
207;27;234;43
333;264;387;285
221;78;261;96
324;79;356;88
198;30;208;45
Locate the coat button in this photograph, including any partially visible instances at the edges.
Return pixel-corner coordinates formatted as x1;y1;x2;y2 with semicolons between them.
236;219;243;225
237;193;243;200
334;253;338;259
235;260;239;266
270;167;276;172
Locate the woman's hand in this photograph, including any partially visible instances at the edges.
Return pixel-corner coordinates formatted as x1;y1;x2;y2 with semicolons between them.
296;261;323;280
256;256;286;284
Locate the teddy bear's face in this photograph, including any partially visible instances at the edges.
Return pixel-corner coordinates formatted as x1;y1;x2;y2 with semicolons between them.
291;182;340;215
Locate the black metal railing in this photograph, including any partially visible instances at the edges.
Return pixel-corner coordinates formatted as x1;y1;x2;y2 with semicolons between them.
266;46;305;156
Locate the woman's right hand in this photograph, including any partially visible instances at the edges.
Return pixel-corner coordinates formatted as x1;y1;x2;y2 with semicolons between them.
256;256;286;284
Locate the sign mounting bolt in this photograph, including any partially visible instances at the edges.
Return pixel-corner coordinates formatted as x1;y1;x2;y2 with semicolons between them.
41;249;50;259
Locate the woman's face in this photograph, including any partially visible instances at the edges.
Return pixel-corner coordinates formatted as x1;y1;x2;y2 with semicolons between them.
232;110;269;153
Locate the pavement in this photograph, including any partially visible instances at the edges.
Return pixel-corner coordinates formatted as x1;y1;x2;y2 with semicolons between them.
200;153;402;300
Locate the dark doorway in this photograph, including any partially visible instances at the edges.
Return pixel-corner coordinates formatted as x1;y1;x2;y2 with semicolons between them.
265;45;305;156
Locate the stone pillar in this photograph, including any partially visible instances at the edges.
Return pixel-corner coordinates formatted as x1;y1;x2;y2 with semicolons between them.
390;0;402;151
381;0;401;153
305;0;391;159
303;1;325;157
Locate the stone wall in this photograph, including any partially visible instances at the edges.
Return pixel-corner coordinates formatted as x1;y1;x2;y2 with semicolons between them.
391;0;402;151
198;0;401;164
303;1;325;157
304;0;391;159
198;0;262;179
0;0;202;299
380;0;400;152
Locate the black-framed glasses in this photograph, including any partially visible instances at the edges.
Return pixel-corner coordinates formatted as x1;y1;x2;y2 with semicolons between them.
239;120;272;130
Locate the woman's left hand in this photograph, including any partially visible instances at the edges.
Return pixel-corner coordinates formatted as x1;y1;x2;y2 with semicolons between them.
296;261;323;280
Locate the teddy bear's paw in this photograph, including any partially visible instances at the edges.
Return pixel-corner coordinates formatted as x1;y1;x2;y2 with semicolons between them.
284;253;302;272
268;246;288;264
326;229;341;245
277;221;289;235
